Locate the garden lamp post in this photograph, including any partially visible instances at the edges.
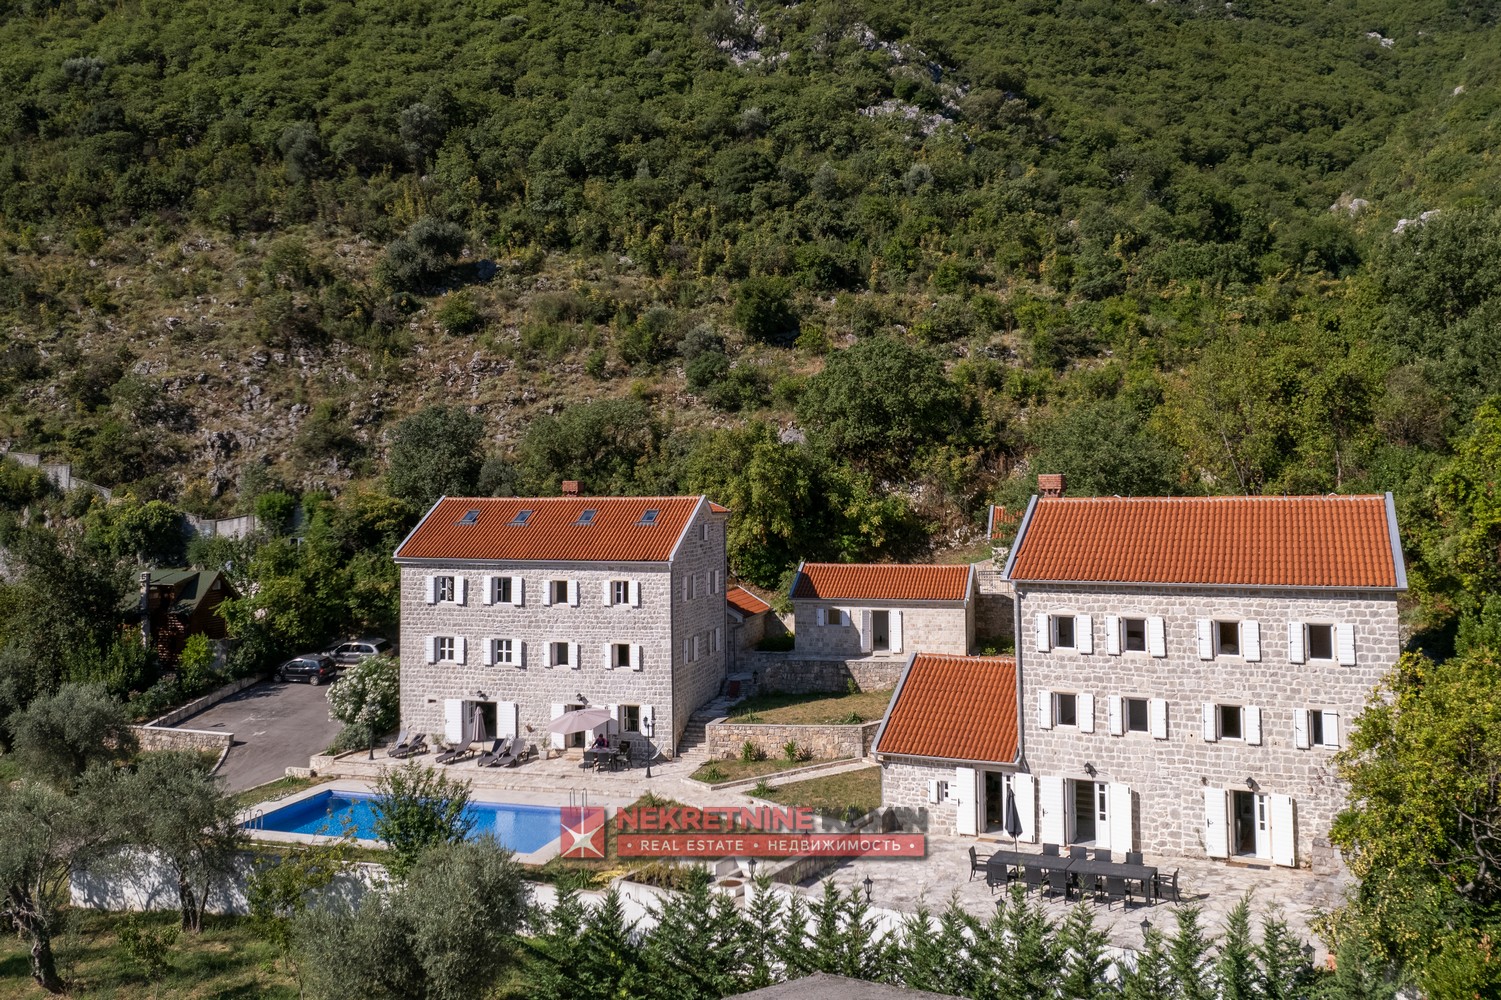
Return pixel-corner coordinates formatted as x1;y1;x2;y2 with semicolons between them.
644;716;655;778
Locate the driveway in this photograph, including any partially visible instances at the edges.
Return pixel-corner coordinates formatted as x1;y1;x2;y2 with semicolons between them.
175;680;344;792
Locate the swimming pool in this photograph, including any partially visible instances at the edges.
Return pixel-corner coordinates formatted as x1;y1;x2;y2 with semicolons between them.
250;790;563;855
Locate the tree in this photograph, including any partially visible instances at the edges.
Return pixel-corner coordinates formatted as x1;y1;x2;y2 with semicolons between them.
378;216;466;291
7;683;137;786
1214;896;1257;1000
517;398;657;496
642;866;754;998
1030;395;1183;497
1167;906;1218;1000
326;654;400;751
732;276;797;342
248;835;354;971
118;750;244;932
1056;902;1112;999
385;405;484;508
297;837;526;1000
371;762;475;878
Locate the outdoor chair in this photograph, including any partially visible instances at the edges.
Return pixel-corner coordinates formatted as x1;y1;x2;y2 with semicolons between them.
438;742;478;766
500;741;532;767
1125;851;1143;866
1021;865;1047;897
477;738;512;767
968;846;992;882
390;734;428;759
387;730;412;755
1153;869;1182;904
432;741;464;764
1098;876;1131;909
1041;843;1061;857
1068;845;1088;859
1094;849;1113;863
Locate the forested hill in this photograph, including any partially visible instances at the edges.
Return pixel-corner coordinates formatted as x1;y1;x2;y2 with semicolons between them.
2;0;1500;632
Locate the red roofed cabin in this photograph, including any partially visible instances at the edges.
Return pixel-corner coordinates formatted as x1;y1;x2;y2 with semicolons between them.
999;492;1405;869
790;563;977;658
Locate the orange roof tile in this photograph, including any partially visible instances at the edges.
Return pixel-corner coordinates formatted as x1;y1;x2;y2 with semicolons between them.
726;586;771;616
792;563;973;602
395;496;710;563
875;654;1018;764
988;505;1021;540
709;501;731;514
1006;494;1404;588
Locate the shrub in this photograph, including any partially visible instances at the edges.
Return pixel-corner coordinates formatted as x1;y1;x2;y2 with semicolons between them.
378;216;466;291
436;290;483;334
740;740;765;763
326;654;400;750
781;740;801;763
372;762;475;878
117;915;178;981
699;763;725;783
749;779;774;798
732;276;796;342
177;633;216;698
757;633;795;652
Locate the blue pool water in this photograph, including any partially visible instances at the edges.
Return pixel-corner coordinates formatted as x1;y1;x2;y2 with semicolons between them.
252;790;563;855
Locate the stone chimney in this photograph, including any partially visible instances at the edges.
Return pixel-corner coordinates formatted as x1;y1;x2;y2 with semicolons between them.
561;480;580;497
1038;473;1066;499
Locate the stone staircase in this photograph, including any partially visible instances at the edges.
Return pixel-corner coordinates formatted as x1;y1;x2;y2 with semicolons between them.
675;694;738;762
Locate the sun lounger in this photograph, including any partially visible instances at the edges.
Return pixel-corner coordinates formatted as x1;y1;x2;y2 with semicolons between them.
387;730;412;756
435;741;476;765
476;738;512;767
390;734;428;759
499;741;531;767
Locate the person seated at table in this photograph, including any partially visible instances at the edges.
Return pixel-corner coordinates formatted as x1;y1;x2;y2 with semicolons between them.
591;733;610;751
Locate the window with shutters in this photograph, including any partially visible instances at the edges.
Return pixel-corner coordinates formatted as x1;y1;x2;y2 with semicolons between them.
934;780;949;803
1306;624;1334;660
435;576;456;602
550;580;569;605
1125;698;1149;733
1216;621;1240;656
435;636;456;661
1053;615;1076;649
611;580;630;605
1054;692;1079;727
612;643;631;669
1306;709;1339;749
1122;618;1147;652
492;577;512;605
551;642;570;667
1217;704;1244;740
493;639;514;666
619;704;641;732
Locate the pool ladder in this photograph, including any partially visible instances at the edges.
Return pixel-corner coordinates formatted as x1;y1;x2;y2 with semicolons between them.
246;807;266;832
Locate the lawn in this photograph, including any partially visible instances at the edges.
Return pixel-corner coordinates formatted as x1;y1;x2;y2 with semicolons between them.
727;689;894;726
0;910;298;999
232;775;330;811
761;766;883;821
690;757;848;784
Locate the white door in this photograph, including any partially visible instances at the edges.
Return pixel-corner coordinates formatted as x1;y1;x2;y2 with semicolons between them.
890;611;903;653
1254;793;1272;859
860;610;874;653
1012;772;1037;843
1108;784;1134;853
443;699;464;743
1039;776;1066;845
550;703;566;750
1204;788;1229;859
1090;781;1111;850
1270;795;1297;867
496;702;519;739
955;766;979;836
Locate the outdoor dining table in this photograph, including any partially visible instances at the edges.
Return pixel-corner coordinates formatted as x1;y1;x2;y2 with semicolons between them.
984;851;1158;903
583;747;620;771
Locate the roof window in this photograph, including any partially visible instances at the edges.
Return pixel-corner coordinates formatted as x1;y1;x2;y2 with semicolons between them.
638;509;660;525
576;509;597;525
510;510;533;526
457;509;480;525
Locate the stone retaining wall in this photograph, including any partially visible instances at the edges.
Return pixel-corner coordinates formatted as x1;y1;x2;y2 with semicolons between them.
133;726;234;754
741;653;906;694
146;675;261;727
707;720;883;761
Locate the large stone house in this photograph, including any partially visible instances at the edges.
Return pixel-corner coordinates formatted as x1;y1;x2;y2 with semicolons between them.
790;563;976;657
1000;492;1405;867
392;495;728;757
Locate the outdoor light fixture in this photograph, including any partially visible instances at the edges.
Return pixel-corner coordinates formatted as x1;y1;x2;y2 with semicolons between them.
1140;917;1151;938
862;875;874;903
1246;777;1259;791
1083;762;1097;777
749;858;759;878
644;716;656;779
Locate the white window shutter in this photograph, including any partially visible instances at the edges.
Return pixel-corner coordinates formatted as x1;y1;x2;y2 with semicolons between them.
1288;621;1305;663
425;635;437;664
1148;616;1166;657
859;610;874;653
550;704;566;750
1038;689;1054;730
425;576;436;605
1079;692;1095;734
954;766;979;836
1077;614;1094;654
483;575;497;606
568;580;579;607
1202;702;1217;742
1336;623;1357;665
1105;615;1121;655
711;570;721;594
1013;772;1037;843
927;780;940;805
544;643;554;668
890;610;903;653
631;644;642;671
602;581;613;606
444;700;464;743
569;642;580;670
498;702;518;739
1034;613;1051;652
682;577;689;601
456;576;467;606
630;580;641;607
483;639;495;666
640;704;655;739
454;637;466;665
1246;706;1262;746
511;577;524;607
543;583;554;607
815;607;827;627
604;644;614;670
1204;788;1229;859
1197;619;1213;660
1293;709;1310;749
1108;696;1124;736
1149;698;1168;740
1039;776;1066;845
1108;784;1134;852
517;641;527;668
1270;795;1296;867
1323;711;1340;749
1242;620;1260;661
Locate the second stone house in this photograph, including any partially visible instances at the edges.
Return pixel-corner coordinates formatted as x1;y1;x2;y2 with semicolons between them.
392;495;728;758
790;563;977;657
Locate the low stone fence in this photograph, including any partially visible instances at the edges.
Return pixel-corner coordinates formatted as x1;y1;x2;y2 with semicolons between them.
133;726;233;755
145;675;261;727
707;720;883;761
740;653;906;694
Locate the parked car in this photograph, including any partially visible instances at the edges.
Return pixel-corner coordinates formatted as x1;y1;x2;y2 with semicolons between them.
327;637;393;667
277;654;337;686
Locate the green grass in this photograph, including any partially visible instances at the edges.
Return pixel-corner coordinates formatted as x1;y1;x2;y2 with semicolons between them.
232;775;330;811
691;757;847;784
0;754;20;785
0;910;297;999
761;767;882;821
727;689;894;726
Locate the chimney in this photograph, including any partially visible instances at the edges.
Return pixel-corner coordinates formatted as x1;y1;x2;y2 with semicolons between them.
561;480;580;497
1038;473;1066;499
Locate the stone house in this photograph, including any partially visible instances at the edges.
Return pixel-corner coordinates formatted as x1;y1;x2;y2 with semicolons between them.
392;495;729;758
790;563;976;657
872;653;1021;836
994;491;1406;867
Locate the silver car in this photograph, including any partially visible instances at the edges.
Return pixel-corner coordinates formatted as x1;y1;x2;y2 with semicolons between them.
327;637;392;667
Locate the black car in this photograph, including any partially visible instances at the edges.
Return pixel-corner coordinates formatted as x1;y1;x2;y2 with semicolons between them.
327;637;393;667
277;654;336;686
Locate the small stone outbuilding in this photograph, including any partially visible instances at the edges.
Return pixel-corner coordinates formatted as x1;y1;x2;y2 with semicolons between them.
790;563;975;657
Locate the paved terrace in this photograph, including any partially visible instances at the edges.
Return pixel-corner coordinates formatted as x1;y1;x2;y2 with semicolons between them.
307;751;1346;958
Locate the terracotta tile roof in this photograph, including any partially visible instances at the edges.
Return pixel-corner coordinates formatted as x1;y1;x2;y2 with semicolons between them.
709;501;731;513
726;586;771;616
875;654;1018;764
395;496;711;563
988;505;1021;540
792;564;972;602
1005;494;1404;588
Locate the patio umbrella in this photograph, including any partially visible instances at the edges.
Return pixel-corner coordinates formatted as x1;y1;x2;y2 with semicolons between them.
546;707;616;734
471;704;489;746
1003;785;1023;854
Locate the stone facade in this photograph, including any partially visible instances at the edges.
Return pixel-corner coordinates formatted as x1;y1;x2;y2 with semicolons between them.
1009;583;1401;865
880;759;956;832
396;507;727;757
741;653;907;695
707;720;882;761
974;569;1016;645
792;599;973;657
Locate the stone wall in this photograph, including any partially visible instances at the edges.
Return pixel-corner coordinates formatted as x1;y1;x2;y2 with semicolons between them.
741;653;906;695
1014;583;1402;864
706;720;883;760
791;599;971;656
133;726;233;755
975;570;1015;644
880;759;952;831
146;675;261;727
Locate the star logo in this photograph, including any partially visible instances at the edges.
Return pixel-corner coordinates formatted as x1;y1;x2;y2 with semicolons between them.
559;806;607;859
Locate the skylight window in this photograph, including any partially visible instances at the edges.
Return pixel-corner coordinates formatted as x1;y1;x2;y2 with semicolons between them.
639;509;660;525
457;509;480;525
510;510;533;526
576;509;597;525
